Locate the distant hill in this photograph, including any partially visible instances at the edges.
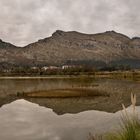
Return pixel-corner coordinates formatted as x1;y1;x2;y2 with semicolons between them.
0;30;140;69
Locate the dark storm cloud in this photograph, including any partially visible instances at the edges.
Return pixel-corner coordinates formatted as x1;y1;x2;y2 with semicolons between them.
0;0;139;46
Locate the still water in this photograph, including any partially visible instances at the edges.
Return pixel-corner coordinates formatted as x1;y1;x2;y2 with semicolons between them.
0;77;140;113
0;99;136;140
0;77;140;140
0;99;140;140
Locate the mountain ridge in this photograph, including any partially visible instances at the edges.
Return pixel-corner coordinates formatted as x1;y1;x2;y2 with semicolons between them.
0;30;140;68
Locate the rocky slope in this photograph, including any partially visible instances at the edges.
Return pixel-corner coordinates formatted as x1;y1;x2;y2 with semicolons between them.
0;30;140;68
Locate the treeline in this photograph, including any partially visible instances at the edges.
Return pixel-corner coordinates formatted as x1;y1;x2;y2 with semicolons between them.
0;63;134;76
99;64;131;71
0;66;96;76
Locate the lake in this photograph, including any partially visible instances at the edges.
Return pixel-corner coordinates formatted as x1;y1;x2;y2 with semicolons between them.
0;99;140;140
0;77;140;140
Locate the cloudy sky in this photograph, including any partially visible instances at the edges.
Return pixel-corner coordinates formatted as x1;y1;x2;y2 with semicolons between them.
0;0;139;46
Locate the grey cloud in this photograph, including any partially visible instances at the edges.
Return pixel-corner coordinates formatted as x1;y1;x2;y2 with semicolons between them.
0;0;140;46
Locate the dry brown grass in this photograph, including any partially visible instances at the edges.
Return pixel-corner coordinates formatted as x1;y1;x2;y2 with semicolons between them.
21;88;110;98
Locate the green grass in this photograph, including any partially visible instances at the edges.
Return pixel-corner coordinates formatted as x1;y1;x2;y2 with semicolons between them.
107;116;140;140
107;93;140;140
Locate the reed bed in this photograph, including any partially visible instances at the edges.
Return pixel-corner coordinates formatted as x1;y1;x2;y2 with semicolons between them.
106;93;140;140
89;93;140;140
18;88;110;98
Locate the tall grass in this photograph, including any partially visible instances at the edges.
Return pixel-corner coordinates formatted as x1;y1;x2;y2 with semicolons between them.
88;133;103;140
107;93;140;140
107;117;140;140
89;93;140;140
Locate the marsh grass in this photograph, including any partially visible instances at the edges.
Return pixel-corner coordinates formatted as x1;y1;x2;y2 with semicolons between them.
106;93;140;140
19;88;110;98
107;117;140;140
88;93;140;140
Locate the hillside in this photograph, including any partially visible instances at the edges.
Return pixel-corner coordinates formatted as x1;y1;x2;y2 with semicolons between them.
0;30;140;68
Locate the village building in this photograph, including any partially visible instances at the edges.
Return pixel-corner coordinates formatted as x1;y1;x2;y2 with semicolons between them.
62;65;76;70
42;66;60;71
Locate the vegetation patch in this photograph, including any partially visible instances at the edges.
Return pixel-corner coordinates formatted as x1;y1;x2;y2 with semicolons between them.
17;88;110;98
89;93;140;140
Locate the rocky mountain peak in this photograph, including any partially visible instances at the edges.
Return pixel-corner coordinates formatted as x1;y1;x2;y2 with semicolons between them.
104;30;129;38
52;30;66;37
0;39;3;42
132;37;140;40
131;37;140;46
0;30;140;68
0;39;16;48
105;30;116;34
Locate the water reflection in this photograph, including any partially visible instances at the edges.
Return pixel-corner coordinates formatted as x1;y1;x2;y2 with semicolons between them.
0;77;95;107
0;99;119;140
0;99;140;140
0;78;140;114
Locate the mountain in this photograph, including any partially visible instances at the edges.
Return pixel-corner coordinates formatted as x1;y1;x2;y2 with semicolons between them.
0;30;140;68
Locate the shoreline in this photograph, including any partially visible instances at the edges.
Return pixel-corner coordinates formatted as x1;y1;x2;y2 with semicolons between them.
0;70;139;81
0;75;95;79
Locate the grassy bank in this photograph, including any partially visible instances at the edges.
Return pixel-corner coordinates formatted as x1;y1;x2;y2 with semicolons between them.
0;71;140;82
0;70;140;79
95;71;140;80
